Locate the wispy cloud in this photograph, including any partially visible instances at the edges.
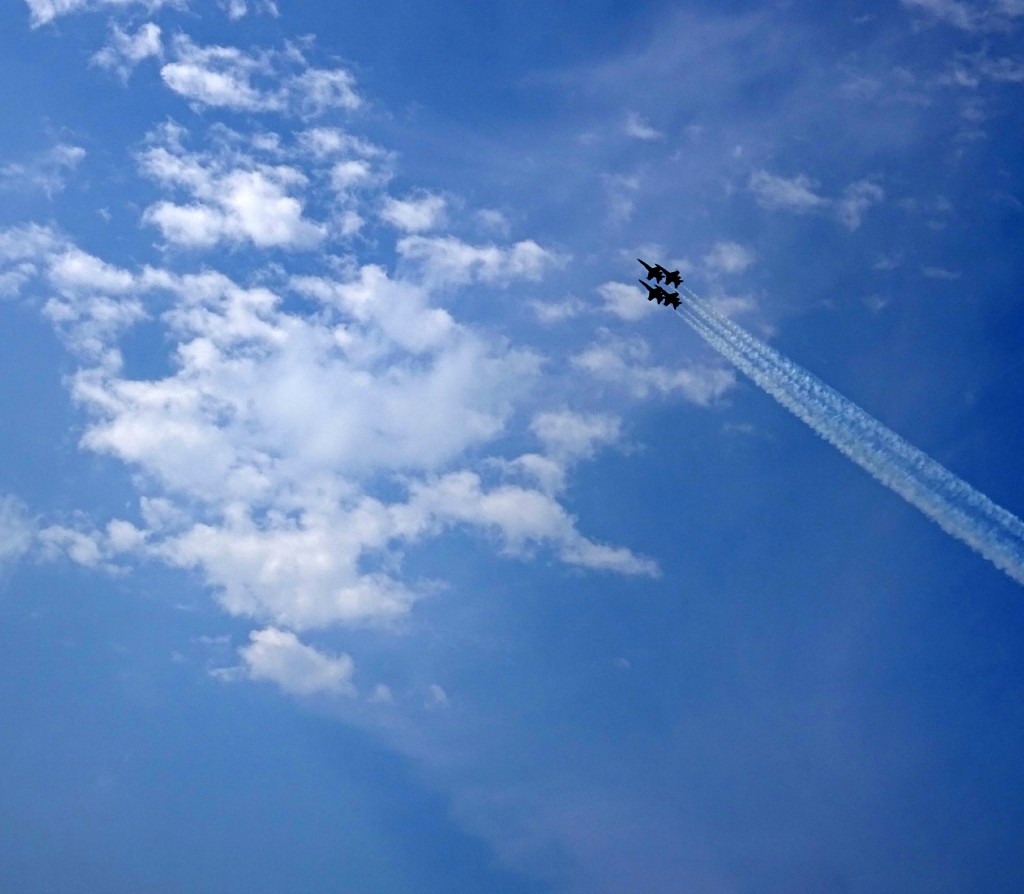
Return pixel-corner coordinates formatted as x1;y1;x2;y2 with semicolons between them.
0;496;33;570
597;280;657;320
381;192;447;233
24;0;183;28
703;241;756;274
0;143;86;197
396;235;563;287
749;170;884;230
573;333;736;405
161;36;361;116
748;170;827;213
623;111;663;140
91;22;162;79
901;0;1024;32
138;124;326;249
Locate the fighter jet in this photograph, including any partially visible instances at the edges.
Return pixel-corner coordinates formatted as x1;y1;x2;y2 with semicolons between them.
638;258;684;288
639;279;681;309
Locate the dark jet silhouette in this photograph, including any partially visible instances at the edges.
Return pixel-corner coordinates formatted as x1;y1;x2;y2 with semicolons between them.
638;258;684;288
639;279;681;309
638;258;667;283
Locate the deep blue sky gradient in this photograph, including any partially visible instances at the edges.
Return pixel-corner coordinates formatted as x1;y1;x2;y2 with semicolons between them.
2;1;1024;892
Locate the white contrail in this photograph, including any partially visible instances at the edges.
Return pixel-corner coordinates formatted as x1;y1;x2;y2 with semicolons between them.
674;285;1024;586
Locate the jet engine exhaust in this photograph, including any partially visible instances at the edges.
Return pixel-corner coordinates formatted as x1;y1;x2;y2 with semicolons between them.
674;286;1024;587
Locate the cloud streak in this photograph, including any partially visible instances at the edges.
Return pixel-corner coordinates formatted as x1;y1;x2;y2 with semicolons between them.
676;287;1024;586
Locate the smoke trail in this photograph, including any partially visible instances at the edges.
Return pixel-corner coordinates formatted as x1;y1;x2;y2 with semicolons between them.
675;286;1024;586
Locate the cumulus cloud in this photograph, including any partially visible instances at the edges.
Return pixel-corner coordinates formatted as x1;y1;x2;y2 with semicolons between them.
139;127;326;249
573;334;736;405
0;20;675;687
0;143;86;197
239;628;356;696
3;219;655;630
161;36;361;116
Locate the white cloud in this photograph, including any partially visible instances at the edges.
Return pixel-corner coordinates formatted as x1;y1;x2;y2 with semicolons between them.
36;517;144;570
24;0;181;28
704;241;755;274
476;209;509;233
425;683;449;709
163;520;416;631
92;22;162;79
139;130;326;249
573;335;736;405
218;0;278;17
295;128;392;195
239;628;356;696
0;496;33;569
940;52;1024;88
396;471;657;576
37;524;107;568
836;179;885;230
624;111;663;140
221;0;247;18
900;0;1024;30
750;171;883;229
7;228;653;629
369;683;393;704
0;21;664;666
397;236;563;288
922;265;962;279
0;143;86;197
501;411;622;494
530;295;586;323
0;224;59;296
902;0;979;28
0;224;59;265
0;262;38;298
603;173;641;223
748;170;826;213
381;193;447;233
597;281;656;321
530;410;621;463
161;36;361;116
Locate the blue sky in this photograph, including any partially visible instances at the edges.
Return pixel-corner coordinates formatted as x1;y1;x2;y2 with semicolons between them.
2;0;1024;891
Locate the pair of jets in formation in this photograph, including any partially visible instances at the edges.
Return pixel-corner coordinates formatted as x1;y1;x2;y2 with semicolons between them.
637;259;683;309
